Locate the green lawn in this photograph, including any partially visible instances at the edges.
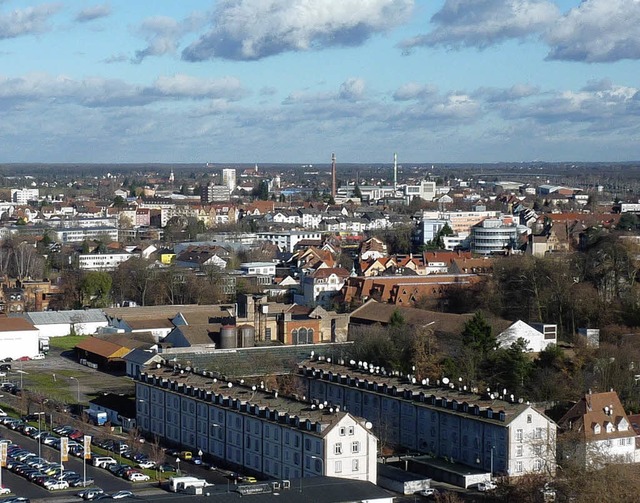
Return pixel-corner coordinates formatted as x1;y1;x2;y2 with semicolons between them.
22;369;78;403
48;335;89;351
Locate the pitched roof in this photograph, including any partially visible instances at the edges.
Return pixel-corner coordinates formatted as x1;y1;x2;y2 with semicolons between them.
0;317;37;332
559;391;634;442
75;337;131;359
21;309;107;325
311;267;350;279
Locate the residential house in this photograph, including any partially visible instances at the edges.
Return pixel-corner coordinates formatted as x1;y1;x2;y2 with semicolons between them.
558;391;635;468
298;267;350;308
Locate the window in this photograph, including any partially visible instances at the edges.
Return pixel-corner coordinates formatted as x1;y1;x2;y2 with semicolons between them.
334;443;342;455
516;461;523;473
265;328;272;341
527;414;532;424
352;459;359;472
339;427;346;436
348;426;354;435
335;461;342;473
516;429;523;442
535;428;543;440
351;441;360;454
534;459;542;472
516;445;523;457
619;439;626;446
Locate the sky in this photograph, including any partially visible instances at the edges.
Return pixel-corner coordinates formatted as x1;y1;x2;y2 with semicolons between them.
1;0;639;164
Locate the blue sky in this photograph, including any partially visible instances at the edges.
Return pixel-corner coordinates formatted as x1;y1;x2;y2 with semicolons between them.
1;0;639;164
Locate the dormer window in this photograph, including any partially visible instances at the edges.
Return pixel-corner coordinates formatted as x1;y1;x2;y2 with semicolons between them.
605;422;615;433
593;423;601;434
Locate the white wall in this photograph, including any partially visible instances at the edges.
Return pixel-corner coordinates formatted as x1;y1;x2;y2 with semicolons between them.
0;330;40;359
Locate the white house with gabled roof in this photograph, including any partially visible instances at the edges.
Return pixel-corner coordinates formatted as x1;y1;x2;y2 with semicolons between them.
497;320;557;353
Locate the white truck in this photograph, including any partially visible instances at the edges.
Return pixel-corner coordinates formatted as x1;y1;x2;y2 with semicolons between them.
168;476;213;494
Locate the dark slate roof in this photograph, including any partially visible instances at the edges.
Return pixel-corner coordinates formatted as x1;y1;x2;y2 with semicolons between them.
165;342;353;378
124;348;160;365
88;393;136;419
130;477;393;503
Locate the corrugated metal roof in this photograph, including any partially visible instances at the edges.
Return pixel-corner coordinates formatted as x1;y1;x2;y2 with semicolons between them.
22;309;107;325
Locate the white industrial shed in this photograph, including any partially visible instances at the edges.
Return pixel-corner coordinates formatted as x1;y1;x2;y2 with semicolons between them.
0;317;40;360
497;320;557;353
17;309;108;338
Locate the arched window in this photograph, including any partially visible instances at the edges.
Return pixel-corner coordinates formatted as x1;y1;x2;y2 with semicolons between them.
298;328;308;344
291;329;298;344
307;329;314;344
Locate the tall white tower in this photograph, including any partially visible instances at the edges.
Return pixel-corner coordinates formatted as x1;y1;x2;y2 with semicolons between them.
393;153;398;192
169;169;175;184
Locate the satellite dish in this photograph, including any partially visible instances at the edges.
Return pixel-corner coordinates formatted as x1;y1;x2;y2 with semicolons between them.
442;377;450;385
421;379;427;386
319;404;324;410
490;393;495;399
227;382;233;388
365;421;373;429
412;378;416;384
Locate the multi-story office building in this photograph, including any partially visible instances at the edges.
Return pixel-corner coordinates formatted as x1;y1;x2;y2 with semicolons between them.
11;188;39;204
53;226;119;243
202;184;231;203
136;366;377;483
78;252;133;271
298;359;556;478
222;168;237;192
470;218;520;255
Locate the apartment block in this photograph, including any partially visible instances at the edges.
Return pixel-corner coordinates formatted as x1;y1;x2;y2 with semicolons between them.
298;359;556;478
135;366;377;483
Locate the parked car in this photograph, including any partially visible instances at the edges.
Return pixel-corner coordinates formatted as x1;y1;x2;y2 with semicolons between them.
180;450;193;461
137;460;156;469
0;488;10;495
128;472;150;482
78;488;105;500
0;409;6;417
416;488;439;498
111;491;134;500
44;479;69;490
477;481;497;492
157;463;176;473
32;354;45;360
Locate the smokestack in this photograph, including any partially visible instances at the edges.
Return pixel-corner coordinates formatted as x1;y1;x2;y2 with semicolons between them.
331;153;337;199
393;153;398;192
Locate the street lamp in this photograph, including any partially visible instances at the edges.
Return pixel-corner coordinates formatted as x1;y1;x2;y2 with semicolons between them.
197;449;203;463
16;370;28;390
310;455;324;475
176;457;181;475
70;376;80;402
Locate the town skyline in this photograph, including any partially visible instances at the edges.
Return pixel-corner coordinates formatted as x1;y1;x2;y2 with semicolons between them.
1;0;639;164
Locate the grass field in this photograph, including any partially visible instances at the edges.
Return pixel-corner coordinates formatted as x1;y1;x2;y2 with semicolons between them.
48;335;89;351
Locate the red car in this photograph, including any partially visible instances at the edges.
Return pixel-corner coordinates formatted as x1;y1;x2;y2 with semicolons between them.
17;356;30;361
69;430;84;440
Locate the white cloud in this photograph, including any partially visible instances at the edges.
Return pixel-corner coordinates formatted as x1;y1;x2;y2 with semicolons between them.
75;3;111;23
148;74;247;101
400;0;559;50
182;0;414;61
0;3;61;40
544;0;640;62
474;83;541;102
133;13;206;63
393;82;438;101
339;78;365;102
0;73;248;108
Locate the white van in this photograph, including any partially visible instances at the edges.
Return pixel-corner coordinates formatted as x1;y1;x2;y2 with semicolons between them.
168;476;212;493
92;456;117;468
